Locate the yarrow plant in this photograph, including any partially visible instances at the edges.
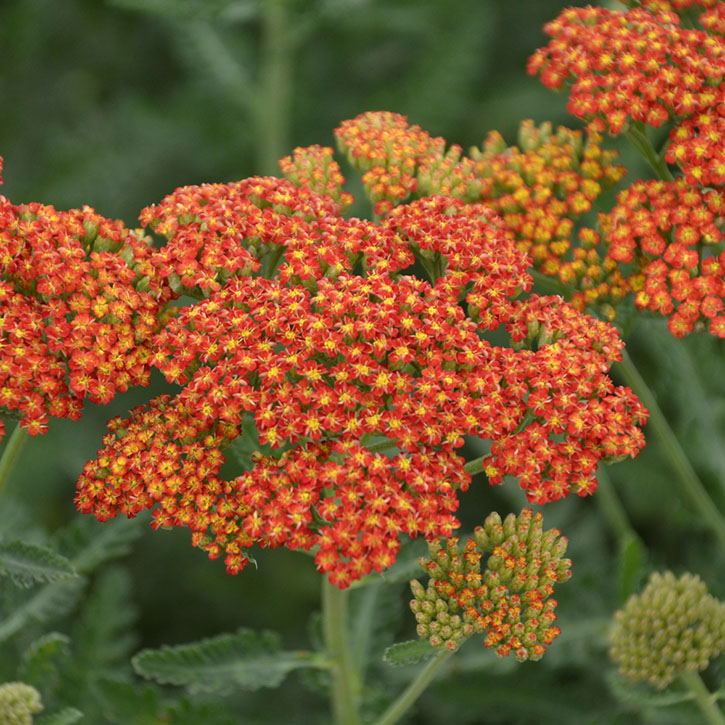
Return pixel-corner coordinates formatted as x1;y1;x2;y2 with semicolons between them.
1;2;724;724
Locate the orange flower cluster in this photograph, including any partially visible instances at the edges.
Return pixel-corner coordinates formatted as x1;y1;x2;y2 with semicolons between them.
635;0;719;15
410;509;572;660
600;179;725;337
0;170;173;440
335;111;471;216
332;112;627;313
278;145;354;213
76;177;646;586
469;120;626;286
528;5;725;136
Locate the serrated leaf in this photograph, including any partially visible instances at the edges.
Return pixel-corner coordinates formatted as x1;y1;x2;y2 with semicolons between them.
35;707;84;725
132;628;327;695
383;639;438;667
0;539;77;588
0;578;86;643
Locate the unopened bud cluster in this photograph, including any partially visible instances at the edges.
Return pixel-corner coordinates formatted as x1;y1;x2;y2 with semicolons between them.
410;508;572;661
0;682;43;725
609;571;725;689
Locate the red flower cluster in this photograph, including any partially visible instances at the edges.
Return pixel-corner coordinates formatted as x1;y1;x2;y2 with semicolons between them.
77;173;646;586
528;5;725;136
600;179;725;337
0;168;173;440
410;509;572;660
469;121;626;294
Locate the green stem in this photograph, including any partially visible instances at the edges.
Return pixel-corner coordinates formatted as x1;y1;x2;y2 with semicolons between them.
595;465;637;546
679;671;725;725
464;455;486;476
624;125;675;182
255;0;293;174
322;579;361;725
372;648;454;725
263;243;286;279
615;351;725;546
0;422;27;496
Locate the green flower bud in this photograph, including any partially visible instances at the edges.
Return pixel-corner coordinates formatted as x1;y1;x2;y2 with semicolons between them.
609;571;725;689
410;508;571;661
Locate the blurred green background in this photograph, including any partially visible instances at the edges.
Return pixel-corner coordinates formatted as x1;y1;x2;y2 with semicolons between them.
1;1;724;723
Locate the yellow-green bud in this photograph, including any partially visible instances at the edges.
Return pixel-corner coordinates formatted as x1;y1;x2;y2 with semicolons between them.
609;571;725;689
0;682;43;725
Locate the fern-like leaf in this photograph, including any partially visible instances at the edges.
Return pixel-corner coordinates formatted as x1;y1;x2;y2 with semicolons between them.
0;539;77;588
53;516;143;575
383;640;437;667
0;579;86;643
132;628;328;695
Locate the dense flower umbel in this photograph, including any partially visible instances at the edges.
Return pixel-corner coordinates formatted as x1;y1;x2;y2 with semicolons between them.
410;509;572;660
609;571;725;689
599;179;725;337
77;173;646;586
0;171;174;440
528;6;725;136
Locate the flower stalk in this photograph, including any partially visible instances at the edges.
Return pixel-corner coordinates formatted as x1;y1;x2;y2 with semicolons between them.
372;649;454;725
322;579;361;725
679;671;725;725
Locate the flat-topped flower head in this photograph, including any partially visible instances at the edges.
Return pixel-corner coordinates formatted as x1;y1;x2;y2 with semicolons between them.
410;508;572;660
528;5;725;136
76;130;647;587
0;172;174;440
609;571;725;689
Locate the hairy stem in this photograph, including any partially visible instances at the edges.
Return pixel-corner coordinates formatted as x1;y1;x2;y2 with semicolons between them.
679;671;725;725
615;351;725;546
373;648;454;725
322;579;361;725
0;423;27;496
